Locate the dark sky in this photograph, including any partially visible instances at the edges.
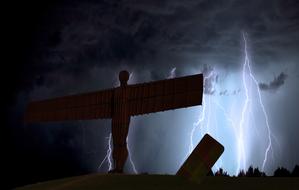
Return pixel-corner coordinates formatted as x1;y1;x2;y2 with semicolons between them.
3;0;299;188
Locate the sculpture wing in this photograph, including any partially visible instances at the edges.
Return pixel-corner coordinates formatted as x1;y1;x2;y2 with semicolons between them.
24;89;113;123
128;74;203;116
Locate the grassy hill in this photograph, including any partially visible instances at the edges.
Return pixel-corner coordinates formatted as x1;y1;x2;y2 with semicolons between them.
15;173;299;190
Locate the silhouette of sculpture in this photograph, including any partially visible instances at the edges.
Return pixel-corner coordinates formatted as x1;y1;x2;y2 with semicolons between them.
177;134;224;183
25;70;203;173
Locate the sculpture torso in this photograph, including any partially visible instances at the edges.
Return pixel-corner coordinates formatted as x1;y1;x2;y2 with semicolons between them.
110;71;131;172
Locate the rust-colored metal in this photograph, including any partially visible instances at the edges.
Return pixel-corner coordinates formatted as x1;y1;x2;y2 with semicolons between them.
176;134;224;183
25;70;204;172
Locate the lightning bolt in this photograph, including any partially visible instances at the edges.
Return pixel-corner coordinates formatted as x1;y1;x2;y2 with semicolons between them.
98;134;138;174
189;96;206;153
189;70;214;153
127;72;138;174
242;32;273;171
127;136;138;174
238;33;250;171
168;67;177;79
99;71;137;173
98;133;113;171
188;69;225;172
187;32;274;175
213;100;240;174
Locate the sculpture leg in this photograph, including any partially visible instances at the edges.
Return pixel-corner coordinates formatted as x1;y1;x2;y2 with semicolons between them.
111;116;130;173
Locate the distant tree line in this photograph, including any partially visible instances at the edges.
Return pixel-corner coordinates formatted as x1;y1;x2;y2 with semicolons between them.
208;165;299;177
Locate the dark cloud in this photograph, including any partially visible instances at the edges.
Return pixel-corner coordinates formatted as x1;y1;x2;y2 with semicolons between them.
219;90;227;96
259;72;288;91
4;0;299;188
16;0;298;96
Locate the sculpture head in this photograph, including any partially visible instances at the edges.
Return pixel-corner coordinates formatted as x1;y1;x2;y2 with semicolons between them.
119;70;129;86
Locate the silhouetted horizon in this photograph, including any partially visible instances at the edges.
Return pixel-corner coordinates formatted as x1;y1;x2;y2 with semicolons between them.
212;165;299;177
4;0;299;189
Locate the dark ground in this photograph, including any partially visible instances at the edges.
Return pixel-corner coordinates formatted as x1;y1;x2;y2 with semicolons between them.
15;174;299;190
3;1;299;190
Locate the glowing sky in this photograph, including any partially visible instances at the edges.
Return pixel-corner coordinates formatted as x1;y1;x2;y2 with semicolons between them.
125;35;286;175
5;0;299;184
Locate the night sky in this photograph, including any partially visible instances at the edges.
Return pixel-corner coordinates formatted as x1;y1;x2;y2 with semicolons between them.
3;0;299;188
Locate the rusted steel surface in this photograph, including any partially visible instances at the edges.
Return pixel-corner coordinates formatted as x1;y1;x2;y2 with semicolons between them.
112;86;130;171
25;89;114;123
24;70;204;173
128;74;203;116
25;74;203;123
176;134;224;183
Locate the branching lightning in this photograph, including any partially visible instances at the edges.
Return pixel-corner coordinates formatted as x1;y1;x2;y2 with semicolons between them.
187;32;274;175
189;71;214;153
99;43;274;174
242;32;273;171
127;136;138;174
127;72;138;174
99;72;138;173
214;100;240;174
98;134;138;173
189;96;206;153
238;32;250;171
98;133;113;171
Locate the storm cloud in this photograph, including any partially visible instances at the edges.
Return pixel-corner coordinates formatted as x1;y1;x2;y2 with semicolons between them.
259;72;288;91
4;0;299;188
21;0;299;95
